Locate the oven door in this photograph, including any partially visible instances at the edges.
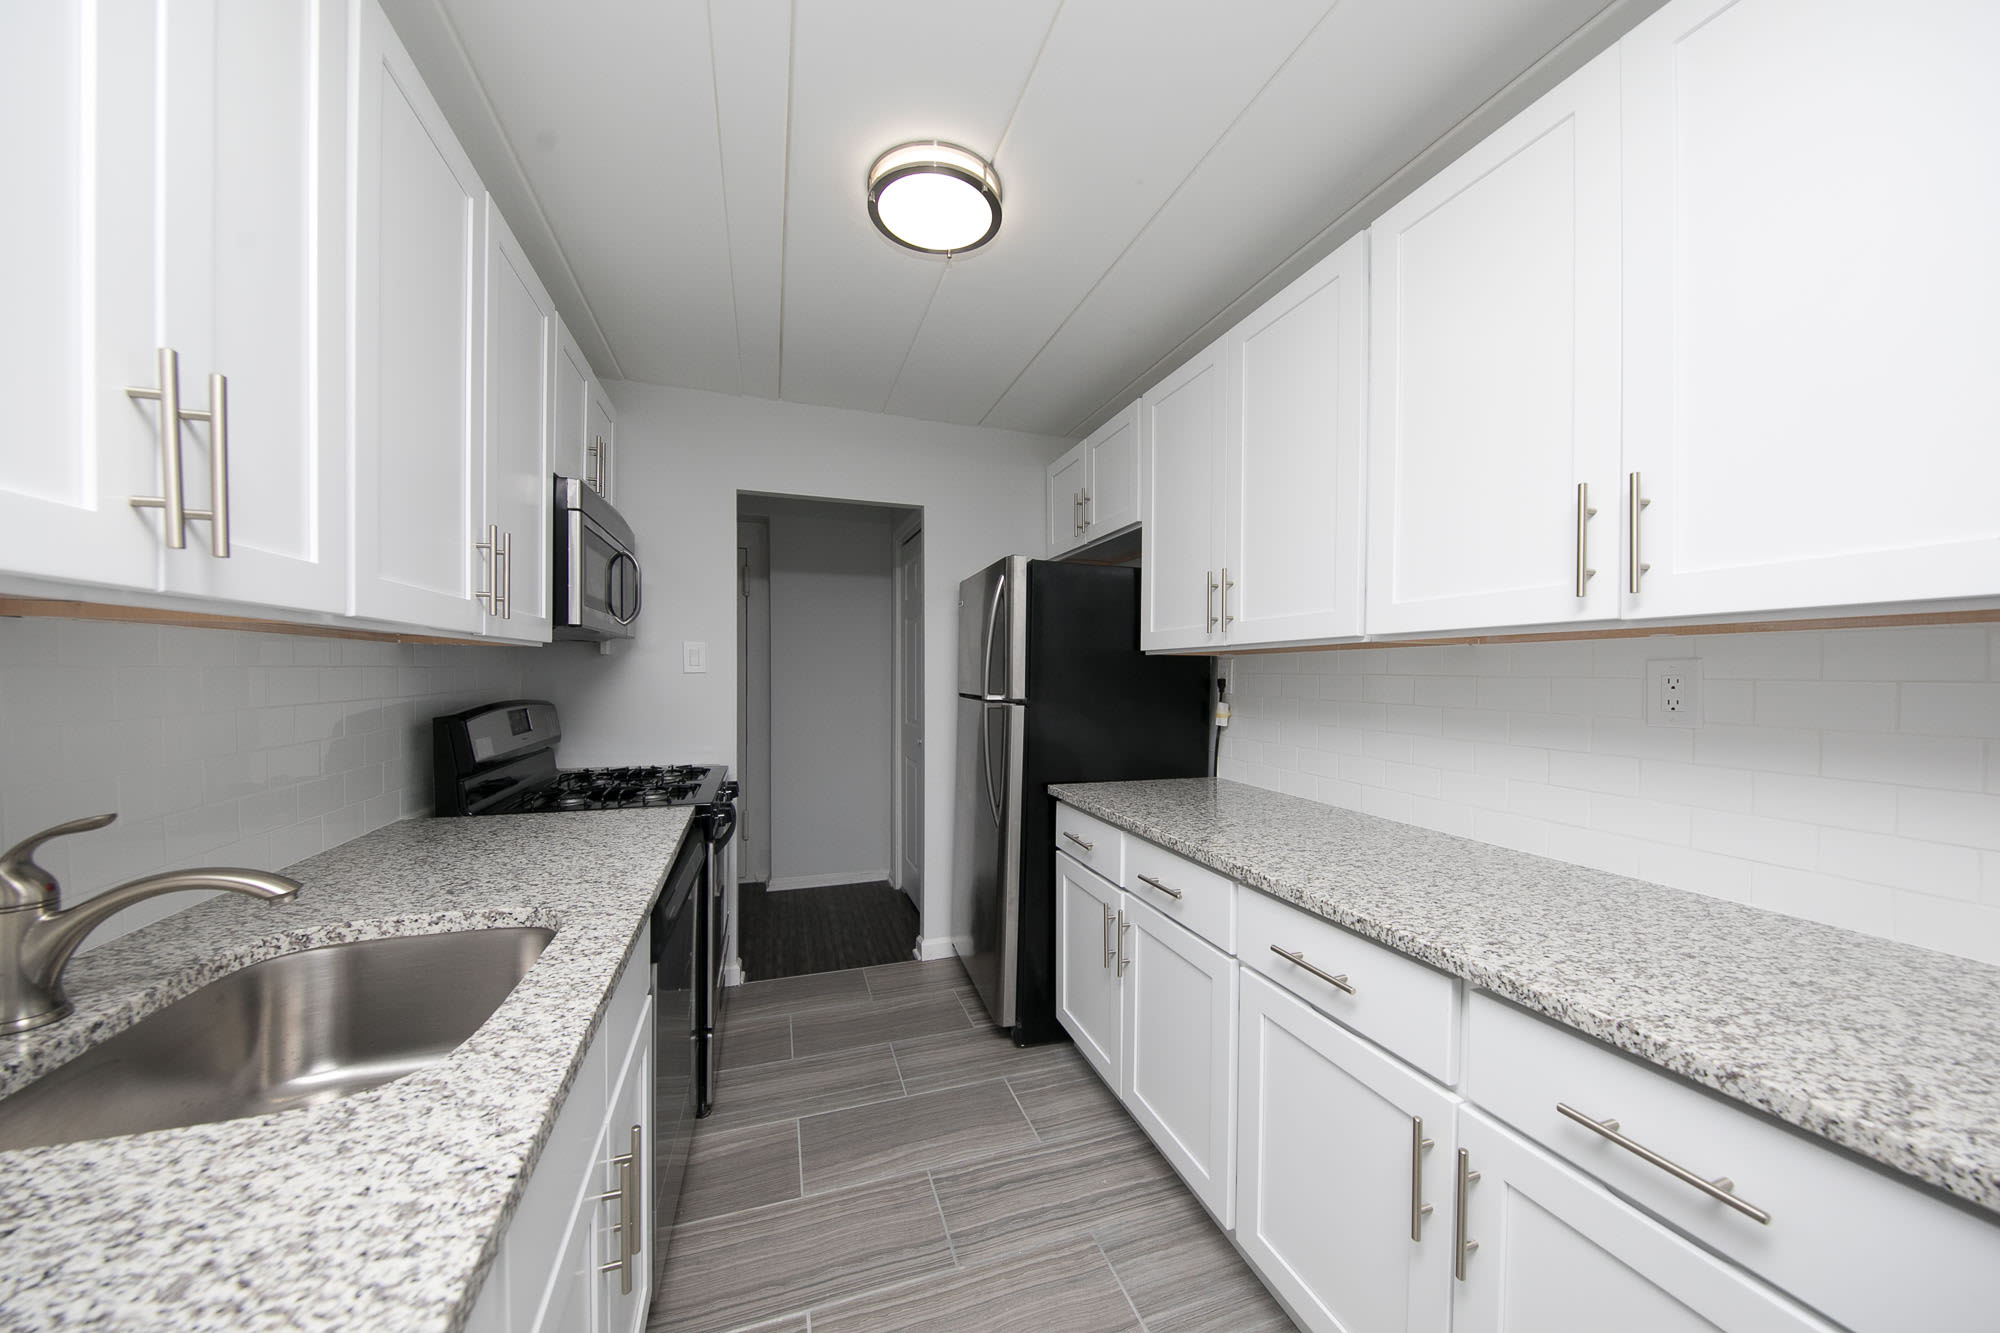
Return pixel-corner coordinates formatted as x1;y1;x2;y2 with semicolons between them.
554;478;642;640
651;831;702;1285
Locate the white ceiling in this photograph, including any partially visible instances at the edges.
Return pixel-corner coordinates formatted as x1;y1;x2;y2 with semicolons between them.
382;0;1661;440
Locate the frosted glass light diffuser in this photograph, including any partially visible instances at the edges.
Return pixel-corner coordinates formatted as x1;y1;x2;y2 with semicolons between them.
867;142;1002;254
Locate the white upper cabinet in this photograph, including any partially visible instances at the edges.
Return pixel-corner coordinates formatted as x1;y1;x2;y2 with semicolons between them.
1224;234;1367;646
482;201;555;643
1141;345;1229;651
0;1;346;611
1365;52;1622;636
349;0;487;635
1618;0;2000;619
1086;403;1141;537
1047;440;1090;555
553;320;592;483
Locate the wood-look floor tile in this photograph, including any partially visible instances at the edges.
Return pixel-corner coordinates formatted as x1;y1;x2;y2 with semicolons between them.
1009;1062;1145;1145
652;1312;807;1333
678;1121;801;1223
891;1026;1089;1097
652;1174;954;1333
799;1078;1039;1193
788;992;970;1059
722;968;870;1022
862;956;976;1002
809;1236;1143;1333
716;1011;792;1071
1098;1188;1299;1333
929;1124;1187;1268
702;1043;904;1132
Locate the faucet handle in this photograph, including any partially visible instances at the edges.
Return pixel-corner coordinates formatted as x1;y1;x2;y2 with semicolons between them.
0;813;117;910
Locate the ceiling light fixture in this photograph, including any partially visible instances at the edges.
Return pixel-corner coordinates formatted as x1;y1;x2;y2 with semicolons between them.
866;141;1003;255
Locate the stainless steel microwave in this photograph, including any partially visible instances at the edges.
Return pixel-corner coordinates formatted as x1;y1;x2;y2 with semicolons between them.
552;475;640;640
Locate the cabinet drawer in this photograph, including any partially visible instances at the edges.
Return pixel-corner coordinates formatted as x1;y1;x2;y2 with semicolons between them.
1055;804;1124;884
1237;886;1458;1084
1466;992;2000;1333
1124;837;1233;954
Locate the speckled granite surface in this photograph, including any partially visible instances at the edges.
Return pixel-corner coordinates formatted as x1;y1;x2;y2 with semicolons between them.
1051;777;2000;1216
0;809;691;1332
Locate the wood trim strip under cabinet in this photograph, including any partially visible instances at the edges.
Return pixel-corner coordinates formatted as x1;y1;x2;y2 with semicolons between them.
0;596;500;647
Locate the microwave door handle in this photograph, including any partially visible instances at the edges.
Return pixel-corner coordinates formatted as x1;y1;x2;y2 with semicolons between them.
611;552;642;625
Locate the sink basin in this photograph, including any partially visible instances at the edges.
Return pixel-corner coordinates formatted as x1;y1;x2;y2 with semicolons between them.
0;926;554;1151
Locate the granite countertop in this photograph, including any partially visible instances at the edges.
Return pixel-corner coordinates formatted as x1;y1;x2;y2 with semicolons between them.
1050;777;2000;1216
0;808;692;1332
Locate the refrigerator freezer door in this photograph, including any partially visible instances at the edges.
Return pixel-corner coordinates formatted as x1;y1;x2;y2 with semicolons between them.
956;556;1030;701
954;695;1025;1027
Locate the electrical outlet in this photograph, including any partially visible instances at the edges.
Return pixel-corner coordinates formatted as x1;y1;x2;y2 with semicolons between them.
683;641;707;674
1646;658;1701;728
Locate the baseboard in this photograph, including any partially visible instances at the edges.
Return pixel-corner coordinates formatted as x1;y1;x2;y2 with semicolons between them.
918;935;967;962
766;869;893;892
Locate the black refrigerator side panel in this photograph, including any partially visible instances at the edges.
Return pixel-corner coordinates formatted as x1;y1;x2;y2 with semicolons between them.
1013;561;1213;1045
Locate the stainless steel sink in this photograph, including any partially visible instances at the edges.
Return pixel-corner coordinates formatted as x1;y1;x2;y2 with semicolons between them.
0;926;554;1151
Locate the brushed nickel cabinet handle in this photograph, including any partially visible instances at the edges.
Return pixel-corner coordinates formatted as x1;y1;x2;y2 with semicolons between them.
1454;1148;1480;1280
1269;944;1353;994
128;354;233;558
1116;910;1130;977
587;436;604;493
1072;490;1080;538
1205;571;1218;633
1136;873;1182;900
1082;488;1092;528
1574;481;1596;598
1101;903;1115;969
1063;830;1094;853
1628;472;1651;593
596;1125;644;1292
1411;1116;1435;1241
474;524;497;613
1221;567;1235;628
497;528;513;620
202;371;230;558
1556;1102;1770;1224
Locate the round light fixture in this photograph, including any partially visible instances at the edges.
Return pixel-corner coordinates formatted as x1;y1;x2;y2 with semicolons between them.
866;141;1003;255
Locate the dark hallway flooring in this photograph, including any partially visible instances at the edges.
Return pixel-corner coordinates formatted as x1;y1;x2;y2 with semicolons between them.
737;880;920;980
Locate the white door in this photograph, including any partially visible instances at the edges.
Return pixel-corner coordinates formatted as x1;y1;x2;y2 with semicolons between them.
155;0;347;614
1120;893;1235;1226
1055;853;1123;1087
0;4;169;592
1236;971;1456;1333
894;526;925;910
1365;51;1622;636
553;320;592;482
1619;0;2000;618
1084;402;1141;537
1224;233;1367;647
1141;344;1228;651
481;200;554;642
1452;1109;1836;1333
1047;442;1089;555
586;380;616;502
350;0;486;634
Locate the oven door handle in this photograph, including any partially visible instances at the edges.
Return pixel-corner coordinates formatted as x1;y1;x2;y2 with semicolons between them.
706;805;738;850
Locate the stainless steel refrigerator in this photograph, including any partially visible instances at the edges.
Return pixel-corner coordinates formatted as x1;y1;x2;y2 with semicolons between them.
952;556;1212;1044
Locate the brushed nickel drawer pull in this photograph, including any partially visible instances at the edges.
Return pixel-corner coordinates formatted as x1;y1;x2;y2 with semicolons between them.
596;1125;644;1292
1063;831;1095;853
1411;1116;1435;1241
1574;481;1596;598
1136;873;1182;900
1627;472;1652;593
1556;1102;1770;1224
1101;903;1116;969
1454;1148;1479;1280
1116;910;1130;977
1221;566;1235;628
1205;570;1219;633
1269;944;1354;994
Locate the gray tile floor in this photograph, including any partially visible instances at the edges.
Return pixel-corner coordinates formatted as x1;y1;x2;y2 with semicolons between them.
649;958;1298;1333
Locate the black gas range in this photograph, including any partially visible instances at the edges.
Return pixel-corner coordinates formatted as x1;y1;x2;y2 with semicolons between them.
431;700;727;816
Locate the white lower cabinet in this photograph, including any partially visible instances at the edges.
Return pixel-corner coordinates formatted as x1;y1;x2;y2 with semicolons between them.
1452;1109;1833;1333
1121;892;1235;1226
593;1014;654;1333
1236;970;1457;1333
1056;851;1123;1085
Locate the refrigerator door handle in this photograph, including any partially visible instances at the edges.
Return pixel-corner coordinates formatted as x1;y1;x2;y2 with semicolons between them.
980;705;1005;827
981;570;1007;700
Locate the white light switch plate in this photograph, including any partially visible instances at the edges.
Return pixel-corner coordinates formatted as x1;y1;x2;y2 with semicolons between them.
683;641;707;673
1646;658;1701;728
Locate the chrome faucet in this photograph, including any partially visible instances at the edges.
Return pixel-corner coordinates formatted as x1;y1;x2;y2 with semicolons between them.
0;813;301;1035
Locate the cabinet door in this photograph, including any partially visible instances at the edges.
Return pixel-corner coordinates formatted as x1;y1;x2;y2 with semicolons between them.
350;0;486;634
482;201;554;643
585;380;616;503
1121;894;1235;1226
1141;344;1228;651
1237;971;1457;1333
156;0;347;614
1084;402;1141;537
1056;853;1123;1087
1620;0;2000;618
1223;234;1366;647
596;1013;654;1333
1452;1110;1836;1333
1365;52;1621;635
553;321;592;483
1048;441;1090;555
0;3;163;591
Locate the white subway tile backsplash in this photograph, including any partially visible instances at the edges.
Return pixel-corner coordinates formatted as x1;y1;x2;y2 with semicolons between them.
1221;623;2000;966
0;617;528;950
